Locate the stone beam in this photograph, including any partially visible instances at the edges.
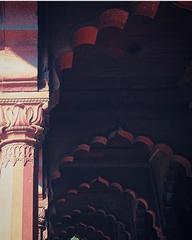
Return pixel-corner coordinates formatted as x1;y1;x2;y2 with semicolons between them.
0;2;38;91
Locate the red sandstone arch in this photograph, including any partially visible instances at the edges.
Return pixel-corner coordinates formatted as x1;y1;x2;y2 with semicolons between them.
51;176;164;240
55;8;130;74
51;205;131;240
52;128;192;240
52;222;111;240
55;3;192;80
56;128;191;179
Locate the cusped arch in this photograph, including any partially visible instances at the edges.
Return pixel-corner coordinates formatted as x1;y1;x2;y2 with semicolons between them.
52;222;111;240
56;128;191;180
51;176;164;240
55;8;130;75
51;125;192;240
51;205;131;240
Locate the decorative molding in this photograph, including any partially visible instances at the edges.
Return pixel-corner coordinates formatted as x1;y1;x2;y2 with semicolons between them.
0;91;49;167
0;91;49;103
0;98;49;104
0;92;49;138
0;103;48;134
1;142;34;167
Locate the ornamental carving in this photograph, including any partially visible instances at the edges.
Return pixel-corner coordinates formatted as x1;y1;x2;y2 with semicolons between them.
0;92;49;168
38;196;48;240
1;143;34;167
0;102;48;136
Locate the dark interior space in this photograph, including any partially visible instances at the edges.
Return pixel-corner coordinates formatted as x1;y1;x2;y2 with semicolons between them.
39;2;192;239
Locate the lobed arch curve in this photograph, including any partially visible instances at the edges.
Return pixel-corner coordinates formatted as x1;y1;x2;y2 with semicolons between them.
51;205;132;240
55;8;130;74
48;123;192;240
51;128;192;179
50;176;165;240
49;128;192;240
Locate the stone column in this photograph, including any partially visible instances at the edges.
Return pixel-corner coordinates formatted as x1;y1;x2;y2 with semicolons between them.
38;196;48;240
0;91;49;240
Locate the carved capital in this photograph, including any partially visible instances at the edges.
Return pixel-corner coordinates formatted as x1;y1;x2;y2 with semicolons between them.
0;92;49;167
0;92;49;144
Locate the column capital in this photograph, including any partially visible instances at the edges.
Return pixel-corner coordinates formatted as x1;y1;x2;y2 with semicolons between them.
0;91;49;167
